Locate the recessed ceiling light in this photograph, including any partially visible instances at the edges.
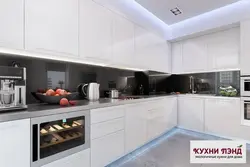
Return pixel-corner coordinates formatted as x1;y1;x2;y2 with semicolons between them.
170;7;182;16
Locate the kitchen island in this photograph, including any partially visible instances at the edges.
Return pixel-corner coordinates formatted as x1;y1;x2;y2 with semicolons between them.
0;94;246;167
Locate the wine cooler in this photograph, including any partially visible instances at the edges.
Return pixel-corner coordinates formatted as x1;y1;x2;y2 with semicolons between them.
31;110;90;167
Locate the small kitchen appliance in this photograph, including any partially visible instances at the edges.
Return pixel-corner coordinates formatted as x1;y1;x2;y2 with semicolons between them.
0;66;27;112
82;83;100;101
240;76;250;126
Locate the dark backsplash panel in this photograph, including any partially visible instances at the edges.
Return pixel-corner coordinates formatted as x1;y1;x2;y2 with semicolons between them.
0;55;134;104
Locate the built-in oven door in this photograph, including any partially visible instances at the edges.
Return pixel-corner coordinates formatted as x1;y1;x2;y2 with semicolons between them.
31;110;90;167
241;77;250;96
241;97;250;126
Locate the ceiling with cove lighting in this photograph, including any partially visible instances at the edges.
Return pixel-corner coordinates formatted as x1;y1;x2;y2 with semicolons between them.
135;0;240;25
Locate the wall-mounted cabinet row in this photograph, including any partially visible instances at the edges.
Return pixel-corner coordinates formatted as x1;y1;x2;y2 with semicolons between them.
172;27;240;74
0;0;171;73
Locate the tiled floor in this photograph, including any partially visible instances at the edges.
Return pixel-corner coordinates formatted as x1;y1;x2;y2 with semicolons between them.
112;129;250;167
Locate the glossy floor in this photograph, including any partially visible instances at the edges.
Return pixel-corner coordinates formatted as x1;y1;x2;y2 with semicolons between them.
111;129;250;167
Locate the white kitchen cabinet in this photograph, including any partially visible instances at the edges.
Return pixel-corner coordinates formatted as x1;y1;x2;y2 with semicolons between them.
125;103;147;153
0;119;30;167
171;42;183;74
182;36;208;72
240;20;250;75
207;28;240;70
42;149;90;167
0;0;24;49
147;97;177;141
204;98;241;138
25;0;79;57
91;130;124;167
113;15;134;67
178;96;204;132
80;0;113;63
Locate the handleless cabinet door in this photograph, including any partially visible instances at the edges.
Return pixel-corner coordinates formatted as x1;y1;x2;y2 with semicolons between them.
80;0;113;63
113;15;134;67
42;149;90;167
0;119;30;167
207;28;240;70
0;0;24;49
172;42;183;74
25;0;79;57
241;20;250;75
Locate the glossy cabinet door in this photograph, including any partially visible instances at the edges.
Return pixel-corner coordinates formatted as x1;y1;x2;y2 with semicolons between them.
0;119;30;167
91;130;124;167
125;103;147;153
113;15;134;67
240;20;250;75
80;0;113;63
25;0;79;57
42;149;90;167
204;98;241;138
0;0;24;49
178;96;204;132
207;27;240;70
182;36;208;72
171;42;183;74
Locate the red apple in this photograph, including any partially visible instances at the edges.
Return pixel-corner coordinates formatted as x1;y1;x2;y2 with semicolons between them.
55;89;62;94
59;90;67;96
46;89;55;96
69;100;77;105
60;98;69;106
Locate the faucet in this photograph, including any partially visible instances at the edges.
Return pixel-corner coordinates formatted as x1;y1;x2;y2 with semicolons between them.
189;76;195;94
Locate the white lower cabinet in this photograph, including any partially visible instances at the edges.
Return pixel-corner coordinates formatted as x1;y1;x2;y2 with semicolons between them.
42;149;90;167
0;119;30;167
147;97;177;140
91;130;125;167
178;96;204;132
125;104;147;153
204;98;241;138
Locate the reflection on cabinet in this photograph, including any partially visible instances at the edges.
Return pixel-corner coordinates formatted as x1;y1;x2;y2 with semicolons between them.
125;103;147;153
42;149;90;167
80;0;113;63
204;98;241;138
113;15;134;67
0;0;24;49
91;130;124;167
241;20;250;75
0;119;30;167
207;28;240;70
25;0;79;57
178;96;204;132
182;36;207;72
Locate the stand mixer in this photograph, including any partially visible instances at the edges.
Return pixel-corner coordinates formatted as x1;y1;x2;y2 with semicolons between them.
0;66;27;112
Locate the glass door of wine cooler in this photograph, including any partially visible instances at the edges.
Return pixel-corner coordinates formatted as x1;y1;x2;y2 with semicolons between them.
31;110;90;167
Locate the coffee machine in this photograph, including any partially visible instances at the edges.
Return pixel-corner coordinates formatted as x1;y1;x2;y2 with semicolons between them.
0;66;27;112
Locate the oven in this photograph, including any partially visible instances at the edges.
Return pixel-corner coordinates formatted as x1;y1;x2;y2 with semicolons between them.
241;76;250;96
31;110;90;167
241;97;250;126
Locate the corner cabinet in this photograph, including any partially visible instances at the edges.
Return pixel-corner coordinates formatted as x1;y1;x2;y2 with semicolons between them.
42;149;90;167
241;20;250;75
79;0;113;63
25;0;79;57
0;0;24;49
0;119;30;167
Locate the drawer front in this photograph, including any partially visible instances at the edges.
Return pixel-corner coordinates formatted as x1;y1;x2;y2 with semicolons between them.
91;118;124;139
91;130;125;167
91;106;125;124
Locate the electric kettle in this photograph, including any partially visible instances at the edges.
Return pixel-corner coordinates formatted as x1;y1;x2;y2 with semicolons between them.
82;83;100;101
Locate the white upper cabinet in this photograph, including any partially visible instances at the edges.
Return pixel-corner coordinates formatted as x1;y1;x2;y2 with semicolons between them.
25;0;79;57
113;15;134;67
207;28;240;71
172;42;183;74
241;20;250;76
0;0;24;49
182;36;208;72
80;0;113;63
0;119;30;167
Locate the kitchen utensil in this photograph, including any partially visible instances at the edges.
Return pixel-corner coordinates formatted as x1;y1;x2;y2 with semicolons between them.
82;83;100;101
105;89;120;99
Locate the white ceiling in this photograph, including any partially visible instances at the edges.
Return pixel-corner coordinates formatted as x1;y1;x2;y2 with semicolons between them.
135;0;241;25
